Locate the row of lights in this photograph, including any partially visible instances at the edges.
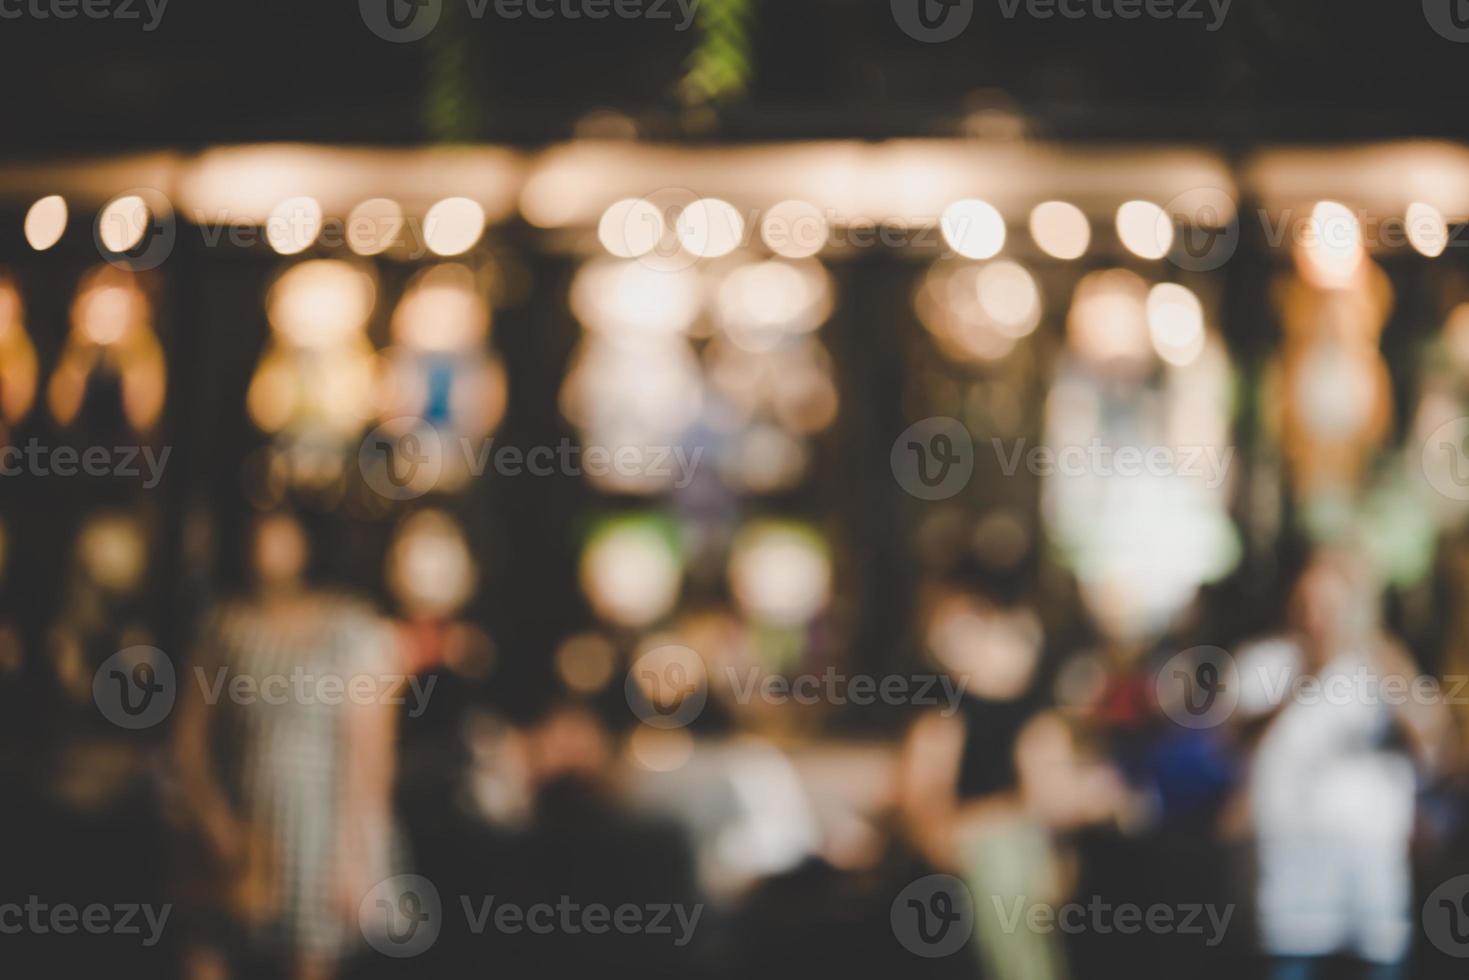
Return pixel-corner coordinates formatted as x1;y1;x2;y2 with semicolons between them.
594;195;1164;263
20;191;1455;264
593;195;1107;262
21;194;491;258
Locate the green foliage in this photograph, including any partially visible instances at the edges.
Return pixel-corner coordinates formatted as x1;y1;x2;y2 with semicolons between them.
679;0;753;107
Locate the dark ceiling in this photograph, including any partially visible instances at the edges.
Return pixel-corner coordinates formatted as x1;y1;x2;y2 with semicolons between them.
0;0;1466;154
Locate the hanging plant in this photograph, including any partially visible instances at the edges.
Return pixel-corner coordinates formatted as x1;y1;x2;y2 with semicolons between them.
679;0;753;108
424;5;479;143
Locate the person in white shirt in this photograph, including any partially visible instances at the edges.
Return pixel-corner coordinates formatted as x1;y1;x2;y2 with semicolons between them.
1239;551;1451;980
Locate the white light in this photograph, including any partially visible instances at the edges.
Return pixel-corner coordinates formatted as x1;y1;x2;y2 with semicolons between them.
392;263;487;350
425;197;486;257
24;196;67;251
728;523;831;627
1406;202;1448;258
347;198;405;256
975;260;1042;338
266;196;324;256
1028;201;1089;260
1067;268;1151;368
761;200;828;259
570;258;701;338
598;198;666;258
716;259;832;350
1300;200;1363;287
941;199;1006;259
1146;282;1205;366
1116;200;1172;260
676;198;743;258
579;522;683;629
97;195;149;253
266;260;376;348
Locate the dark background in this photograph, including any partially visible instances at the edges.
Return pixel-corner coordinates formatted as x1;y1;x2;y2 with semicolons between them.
0;1;1466;151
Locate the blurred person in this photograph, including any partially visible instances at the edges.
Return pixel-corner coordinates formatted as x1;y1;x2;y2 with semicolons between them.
623;608;823;903
48;265;166;437
478;700;712;980
173;512;401;980
382;508;495;815
1240;550;1452;980
48;510;154;711
730;820;982;980
899;589;1119;980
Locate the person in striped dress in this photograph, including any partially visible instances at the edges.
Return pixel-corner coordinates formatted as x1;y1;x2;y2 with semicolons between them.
175;513;401;980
